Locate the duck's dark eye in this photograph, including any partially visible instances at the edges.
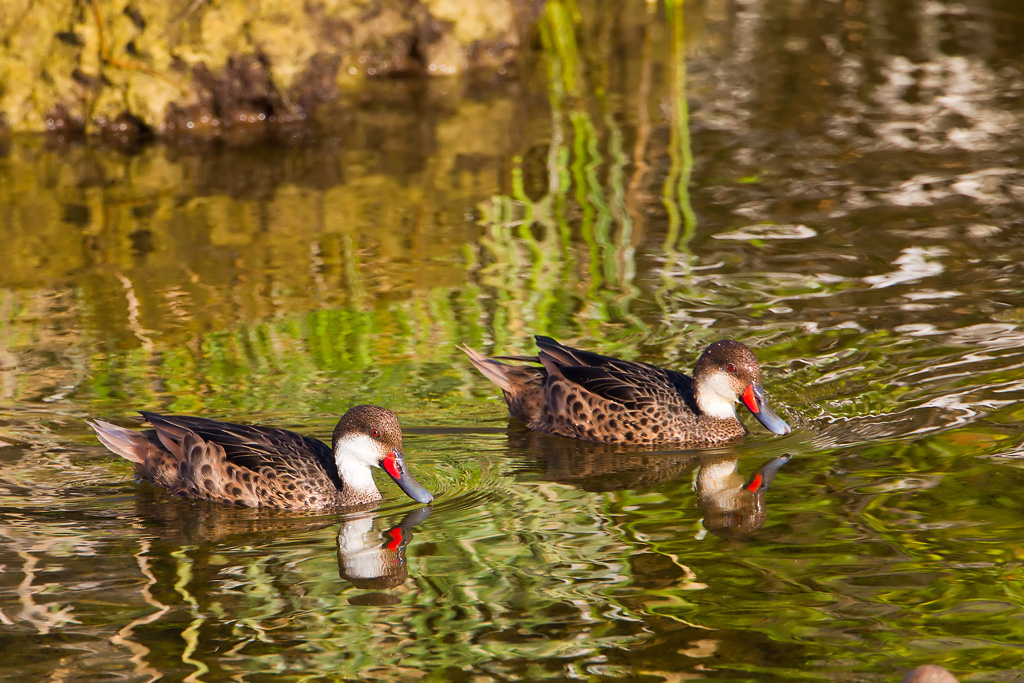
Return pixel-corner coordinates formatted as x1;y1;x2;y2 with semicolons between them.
370;428;380;438
727;363;736;373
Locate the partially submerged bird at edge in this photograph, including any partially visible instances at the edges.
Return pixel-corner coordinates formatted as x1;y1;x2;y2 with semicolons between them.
460;336;791;446
88;405;434;511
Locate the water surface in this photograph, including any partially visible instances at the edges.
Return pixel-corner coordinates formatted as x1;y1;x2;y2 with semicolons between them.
3;1;1024;680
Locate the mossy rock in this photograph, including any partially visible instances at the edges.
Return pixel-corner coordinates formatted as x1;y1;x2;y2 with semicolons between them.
0;0;544;139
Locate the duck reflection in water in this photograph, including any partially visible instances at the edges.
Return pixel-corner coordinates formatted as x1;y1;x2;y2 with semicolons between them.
505;429;790;537
694;453;791;538
338;506;432;598
120;488;431;595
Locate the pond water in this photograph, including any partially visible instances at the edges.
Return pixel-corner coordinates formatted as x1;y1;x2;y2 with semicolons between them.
3;1;1024;680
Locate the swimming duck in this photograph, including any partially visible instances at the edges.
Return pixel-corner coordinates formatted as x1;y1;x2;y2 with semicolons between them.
460;336;791;445
88;405;433;510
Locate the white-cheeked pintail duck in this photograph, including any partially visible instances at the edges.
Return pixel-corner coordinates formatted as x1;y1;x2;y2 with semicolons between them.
88;405;433;511
461;336;791;446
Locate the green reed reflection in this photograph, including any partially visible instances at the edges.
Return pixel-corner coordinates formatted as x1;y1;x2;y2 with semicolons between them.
477;0;676;346
662;0;698;253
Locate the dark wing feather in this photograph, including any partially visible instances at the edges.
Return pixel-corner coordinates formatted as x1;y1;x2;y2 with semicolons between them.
664;368;694;393
535;336;622;368
556;365;642;405
140;412;334;473
663;368;698;414
536;338;690;409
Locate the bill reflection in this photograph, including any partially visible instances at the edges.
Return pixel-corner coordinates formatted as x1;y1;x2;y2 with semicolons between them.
337;507;432;594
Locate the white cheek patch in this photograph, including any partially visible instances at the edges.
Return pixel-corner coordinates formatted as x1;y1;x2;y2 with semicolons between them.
334;433;381;493
696;373;739;420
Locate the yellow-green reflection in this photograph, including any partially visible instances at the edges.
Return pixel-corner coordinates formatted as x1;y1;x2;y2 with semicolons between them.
661;0;698;253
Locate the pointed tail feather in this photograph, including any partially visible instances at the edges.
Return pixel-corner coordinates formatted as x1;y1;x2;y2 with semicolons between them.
458;345;518;395
493;354;540;363
87;419;151;464
459;344;547;424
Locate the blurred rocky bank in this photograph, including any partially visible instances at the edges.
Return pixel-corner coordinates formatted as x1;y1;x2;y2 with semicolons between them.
0;0;544;142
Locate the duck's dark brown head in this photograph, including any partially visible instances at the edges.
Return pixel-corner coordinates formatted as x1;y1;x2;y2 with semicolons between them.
693;340;790;435
332;405;434;504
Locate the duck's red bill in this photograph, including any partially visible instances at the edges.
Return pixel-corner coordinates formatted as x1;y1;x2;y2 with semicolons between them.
741;383;792;436
382;451;434;504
